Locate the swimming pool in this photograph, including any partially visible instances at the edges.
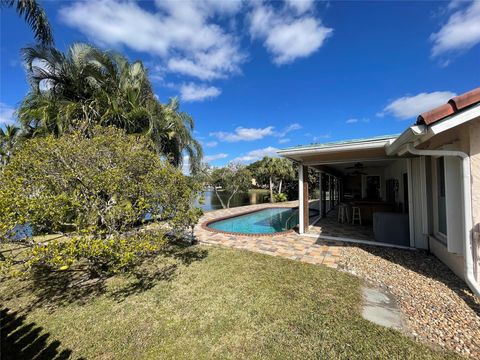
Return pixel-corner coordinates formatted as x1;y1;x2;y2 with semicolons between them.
206;207;299;235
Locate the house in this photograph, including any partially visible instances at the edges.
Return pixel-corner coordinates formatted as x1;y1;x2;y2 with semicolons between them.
278;87;480;297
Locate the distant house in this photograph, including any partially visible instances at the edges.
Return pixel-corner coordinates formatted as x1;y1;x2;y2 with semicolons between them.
278;87;480;297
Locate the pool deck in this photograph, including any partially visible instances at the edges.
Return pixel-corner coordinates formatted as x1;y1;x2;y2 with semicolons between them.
194;201;342;269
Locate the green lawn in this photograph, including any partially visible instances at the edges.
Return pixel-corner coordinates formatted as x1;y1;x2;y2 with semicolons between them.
1;244;459;359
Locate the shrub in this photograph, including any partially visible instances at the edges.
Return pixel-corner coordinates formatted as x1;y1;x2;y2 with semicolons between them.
0;127;202;277
273;193;288;202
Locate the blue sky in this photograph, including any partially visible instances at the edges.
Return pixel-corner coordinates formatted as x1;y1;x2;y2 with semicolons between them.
1;0;479;168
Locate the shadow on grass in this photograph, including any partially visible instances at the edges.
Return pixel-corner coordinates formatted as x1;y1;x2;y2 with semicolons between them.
0;308;79;360
108;243;209;301
2;242;209;312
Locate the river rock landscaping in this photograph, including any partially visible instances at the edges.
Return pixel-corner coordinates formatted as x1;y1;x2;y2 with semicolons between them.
339;245;480;358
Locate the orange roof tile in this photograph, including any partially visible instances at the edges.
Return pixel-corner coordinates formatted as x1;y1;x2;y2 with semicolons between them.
416;87;480;125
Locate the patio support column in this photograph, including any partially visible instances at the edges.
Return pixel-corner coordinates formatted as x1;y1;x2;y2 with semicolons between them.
303;165;309;231
321;173;327;217
318;171;323;216
298;164;304;233
298;164;309;234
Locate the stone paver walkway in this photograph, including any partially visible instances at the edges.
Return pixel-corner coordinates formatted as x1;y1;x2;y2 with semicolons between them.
194;201;343;269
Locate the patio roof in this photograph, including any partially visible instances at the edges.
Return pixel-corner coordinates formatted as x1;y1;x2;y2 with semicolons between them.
277;134;399;163
278;134;400;155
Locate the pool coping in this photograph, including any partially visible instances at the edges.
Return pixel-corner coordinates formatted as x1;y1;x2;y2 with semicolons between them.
201;206;298;237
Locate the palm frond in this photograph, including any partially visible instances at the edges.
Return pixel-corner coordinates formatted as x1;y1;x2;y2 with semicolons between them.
2;0;54;45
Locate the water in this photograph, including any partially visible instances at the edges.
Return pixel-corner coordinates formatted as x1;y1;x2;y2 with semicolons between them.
207;207;298;234
9;189;270;240
195;190;270;212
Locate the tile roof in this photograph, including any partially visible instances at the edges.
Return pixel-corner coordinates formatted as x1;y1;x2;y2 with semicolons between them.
416;87;480;126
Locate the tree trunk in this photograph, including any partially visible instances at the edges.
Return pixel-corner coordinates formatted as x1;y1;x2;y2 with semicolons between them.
269;176;274;203
214;187;226;209
227;187;239;208
278;179;283;194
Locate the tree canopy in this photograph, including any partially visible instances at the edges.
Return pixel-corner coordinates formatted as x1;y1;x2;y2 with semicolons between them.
207;164;252;209
0;127;202;276
251;157;295;202
0;125;21;167
17;43;202;173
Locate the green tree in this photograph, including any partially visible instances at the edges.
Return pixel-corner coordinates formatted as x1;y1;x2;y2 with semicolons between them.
256;157;294;202
0;127;202;277
18;43;202;173
209;164;252;209
1;0;53;45
0;125;21;167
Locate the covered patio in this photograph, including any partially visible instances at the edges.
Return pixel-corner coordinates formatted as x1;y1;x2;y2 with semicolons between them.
279;135;412;248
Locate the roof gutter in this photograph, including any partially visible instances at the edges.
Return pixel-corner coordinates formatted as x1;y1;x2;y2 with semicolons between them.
385;125;426;156
405;144;480;298
278;138;396;157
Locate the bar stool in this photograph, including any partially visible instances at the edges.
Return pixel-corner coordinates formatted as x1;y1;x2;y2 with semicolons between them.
351;206;362;225
337;204;350;224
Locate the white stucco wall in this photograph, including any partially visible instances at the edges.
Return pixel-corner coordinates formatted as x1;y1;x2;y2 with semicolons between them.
469;120;480;281
427;119;480;281
429;236;465;279
471;121;480;227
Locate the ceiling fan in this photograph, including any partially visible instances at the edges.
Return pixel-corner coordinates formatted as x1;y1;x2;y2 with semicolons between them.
346;162;367;176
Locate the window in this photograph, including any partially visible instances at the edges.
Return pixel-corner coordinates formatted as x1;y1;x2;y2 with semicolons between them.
436;157;447;236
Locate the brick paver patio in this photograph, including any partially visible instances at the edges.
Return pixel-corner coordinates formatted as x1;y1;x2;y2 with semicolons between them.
309;208;374;241
194;201;343;269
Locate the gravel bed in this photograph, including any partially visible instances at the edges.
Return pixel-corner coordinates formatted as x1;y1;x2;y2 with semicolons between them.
338;245;480;358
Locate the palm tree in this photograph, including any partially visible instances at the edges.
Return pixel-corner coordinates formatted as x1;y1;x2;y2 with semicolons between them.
1;0;53;45
0;125;20;166
158;98;203;173
258;157;279;203
275;158;294;194
257;157;294;202
18;43;203;173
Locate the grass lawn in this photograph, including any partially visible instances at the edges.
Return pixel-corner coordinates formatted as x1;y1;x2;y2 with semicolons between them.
1;244;459;359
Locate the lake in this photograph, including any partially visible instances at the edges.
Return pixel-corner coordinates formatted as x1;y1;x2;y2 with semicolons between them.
195;189;270;212
9;189;271;239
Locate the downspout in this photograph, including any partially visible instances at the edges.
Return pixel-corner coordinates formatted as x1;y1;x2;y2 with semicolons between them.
406;144;480;297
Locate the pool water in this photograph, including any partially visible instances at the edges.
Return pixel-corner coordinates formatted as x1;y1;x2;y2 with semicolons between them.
207;208;299;234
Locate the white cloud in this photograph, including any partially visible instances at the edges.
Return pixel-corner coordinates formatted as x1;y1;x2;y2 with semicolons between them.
210;122;301;143
277;122;302;136
232;146;279;163
210;126;275;142
278;138;290;144
180;83;221;102
204;153;228;162
0;103;16;126
345;117;370;124
431;1;480;57
249;2;332;64
205;141;218;148
285;0;315;14
378;91;456;120
60;0;245;81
